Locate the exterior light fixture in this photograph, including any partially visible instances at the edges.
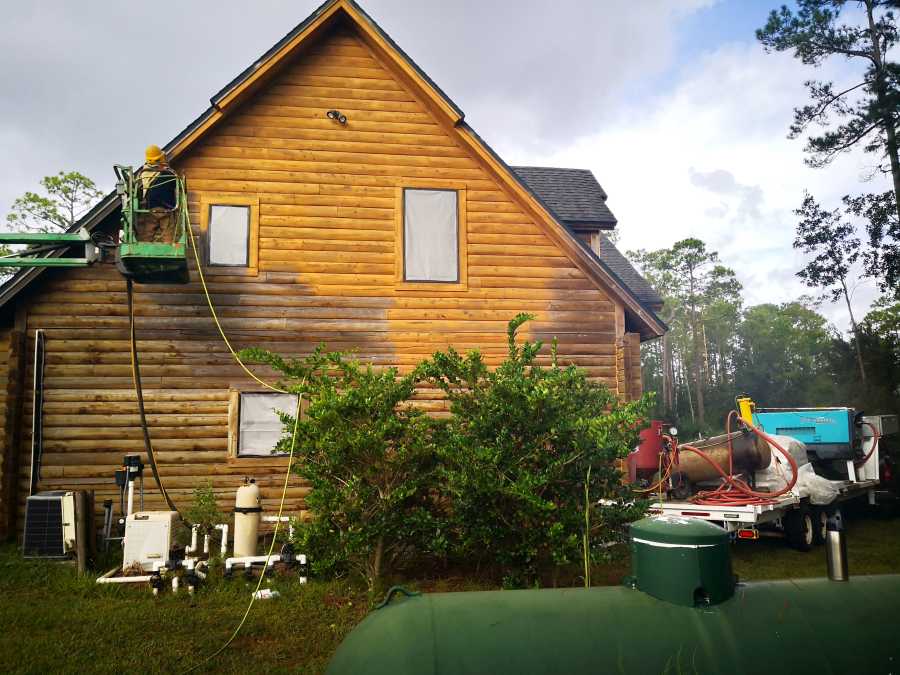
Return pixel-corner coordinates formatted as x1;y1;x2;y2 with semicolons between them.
326;109;348;125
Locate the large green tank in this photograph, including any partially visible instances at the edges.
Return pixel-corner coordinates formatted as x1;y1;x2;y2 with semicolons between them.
327;517;900;674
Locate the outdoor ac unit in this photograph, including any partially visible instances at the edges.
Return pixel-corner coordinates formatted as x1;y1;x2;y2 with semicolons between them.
123;511;177;571
23;491;77;558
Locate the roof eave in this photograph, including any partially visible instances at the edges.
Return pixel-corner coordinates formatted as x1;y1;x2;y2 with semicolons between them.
0;192;119;311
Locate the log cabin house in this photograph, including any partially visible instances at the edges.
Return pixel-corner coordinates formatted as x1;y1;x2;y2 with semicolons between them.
0;0;664;539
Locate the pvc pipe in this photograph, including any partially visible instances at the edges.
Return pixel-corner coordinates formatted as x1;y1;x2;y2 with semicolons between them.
203;533;210;555
225;554;281;572
214;523;229;556
97;567;119;581
186;525;199;555
172;576;179;594
126;480;135;518
97;574;155;584
263;515;295;539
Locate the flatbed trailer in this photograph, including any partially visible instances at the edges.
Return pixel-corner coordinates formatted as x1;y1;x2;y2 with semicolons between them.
649;416;889;550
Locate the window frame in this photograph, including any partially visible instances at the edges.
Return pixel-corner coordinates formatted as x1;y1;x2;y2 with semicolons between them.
394;181;467;291
199;193;259;276
227;389;307;464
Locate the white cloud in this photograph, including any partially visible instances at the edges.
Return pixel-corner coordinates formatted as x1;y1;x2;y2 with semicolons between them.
508;41;890;332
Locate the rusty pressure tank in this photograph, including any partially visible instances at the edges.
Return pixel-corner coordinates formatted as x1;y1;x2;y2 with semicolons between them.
673;429;770;483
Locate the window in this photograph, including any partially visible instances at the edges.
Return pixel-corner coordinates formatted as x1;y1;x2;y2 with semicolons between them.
403;188;459;282
200;193;259;274
236;392;299;457
208;205;250;266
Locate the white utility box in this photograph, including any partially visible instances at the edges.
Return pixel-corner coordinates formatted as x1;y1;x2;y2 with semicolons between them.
123;511;178;571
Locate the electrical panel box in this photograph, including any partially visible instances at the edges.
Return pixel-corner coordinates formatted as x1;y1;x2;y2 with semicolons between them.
123;511;177;571
753;408;857;461
23;491;76;558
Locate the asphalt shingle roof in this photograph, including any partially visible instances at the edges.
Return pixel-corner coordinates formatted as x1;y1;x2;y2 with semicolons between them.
511;166;662;309
512;166;616;225
594;233;663;308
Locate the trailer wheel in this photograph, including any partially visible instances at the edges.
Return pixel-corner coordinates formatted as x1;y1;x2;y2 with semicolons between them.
812;508;828;545
785;507;814;551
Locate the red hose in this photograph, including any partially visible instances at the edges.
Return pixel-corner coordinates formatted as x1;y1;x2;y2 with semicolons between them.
672;411;800;506
856;421;880;467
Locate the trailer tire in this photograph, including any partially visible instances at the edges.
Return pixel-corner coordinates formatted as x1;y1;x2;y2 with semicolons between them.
785;507;814;552
812;508;828;545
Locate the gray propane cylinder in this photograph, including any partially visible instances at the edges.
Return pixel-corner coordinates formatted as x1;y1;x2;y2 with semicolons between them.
233;478;261;557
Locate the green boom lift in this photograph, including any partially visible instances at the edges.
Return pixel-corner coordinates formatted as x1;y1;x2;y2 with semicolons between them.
113;165;189;284
0;165;190;284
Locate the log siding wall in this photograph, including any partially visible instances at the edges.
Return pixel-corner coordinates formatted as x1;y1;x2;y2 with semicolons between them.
5;23;639;531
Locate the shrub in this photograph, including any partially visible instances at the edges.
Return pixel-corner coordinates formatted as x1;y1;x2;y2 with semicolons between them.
242;347;441;591
183;481;225;539
418;314;650;585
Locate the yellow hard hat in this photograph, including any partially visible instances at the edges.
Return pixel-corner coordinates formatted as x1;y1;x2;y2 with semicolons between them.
145;144;166;164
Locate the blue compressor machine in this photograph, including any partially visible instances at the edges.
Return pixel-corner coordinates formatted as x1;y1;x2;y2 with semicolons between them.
752;407;861;461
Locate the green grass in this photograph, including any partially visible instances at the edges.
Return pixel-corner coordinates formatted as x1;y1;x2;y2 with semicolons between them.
731;504;900;580
1;508;897;674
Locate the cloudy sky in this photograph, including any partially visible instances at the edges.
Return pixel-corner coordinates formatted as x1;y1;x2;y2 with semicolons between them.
1;0;891;330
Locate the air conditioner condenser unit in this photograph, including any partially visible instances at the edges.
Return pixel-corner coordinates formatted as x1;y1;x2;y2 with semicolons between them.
23;491;81;558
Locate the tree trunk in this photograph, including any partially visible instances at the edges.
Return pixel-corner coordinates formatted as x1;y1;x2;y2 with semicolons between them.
662;332;675;415
681;358;695;424
866;0;900;223
841;277;867;384
687;270;705;429
369;535;385;590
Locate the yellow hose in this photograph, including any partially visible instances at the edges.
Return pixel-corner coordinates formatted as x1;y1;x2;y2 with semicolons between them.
181;207;302;672
184;201;287;395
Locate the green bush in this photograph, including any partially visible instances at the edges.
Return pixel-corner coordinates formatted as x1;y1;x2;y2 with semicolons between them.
244;316;649;588
242;347;441;591
418;314;651;585
183;481;226;538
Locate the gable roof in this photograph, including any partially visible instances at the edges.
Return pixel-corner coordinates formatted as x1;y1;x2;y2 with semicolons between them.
593;233;663;309
511;167;661;310
513;167;616;226
0;0;665;338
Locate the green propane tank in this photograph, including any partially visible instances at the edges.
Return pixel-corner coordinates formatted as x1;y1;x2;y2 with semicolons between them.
629;515;734;606
327;517;900;674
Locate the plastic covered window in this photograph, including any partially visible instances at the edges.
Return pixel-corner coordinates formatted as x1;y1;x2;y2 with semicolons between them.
208;205;250;266
403;189;458;282
238;392;298;457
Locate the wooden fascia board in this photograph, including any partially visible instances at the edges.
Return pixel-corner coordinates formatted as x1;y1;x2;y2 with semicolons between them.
166;2;343;162
453;125;666;338
166;110;223;163
214;2;343;112
168;1;462;162
344;3;463;125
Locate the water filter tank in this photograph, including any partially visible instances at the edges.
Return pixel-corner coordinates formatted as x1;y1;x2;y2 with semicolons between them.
233;479;261;557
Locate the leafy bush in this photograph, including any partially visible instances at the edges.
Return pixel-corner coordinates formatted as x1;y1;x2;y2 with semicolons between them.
242;347;441;591
418;314;650;585
244;316;649;588
183;481;225;538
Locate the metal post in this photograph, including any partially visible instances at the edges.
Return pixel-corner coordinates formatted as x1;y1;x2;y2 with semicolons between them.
825;511;848;582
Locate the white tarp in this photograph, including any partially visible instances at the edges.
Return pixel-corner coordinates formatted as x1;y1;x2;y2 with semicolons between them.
403;189;458;282
238;392;297;456
755;434;840;505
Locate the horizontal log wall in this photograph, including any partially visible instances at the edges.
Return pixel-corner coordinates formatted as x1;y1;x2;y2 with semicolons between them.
10;22;630;532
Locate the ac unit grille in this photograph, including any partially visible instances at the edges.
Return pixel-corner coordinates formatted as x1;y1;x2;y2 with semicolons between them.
23;496;65;557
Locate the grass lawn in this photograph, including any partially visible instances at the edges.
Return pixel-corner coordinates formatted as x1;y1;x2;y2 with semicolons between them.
1;506;897;674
